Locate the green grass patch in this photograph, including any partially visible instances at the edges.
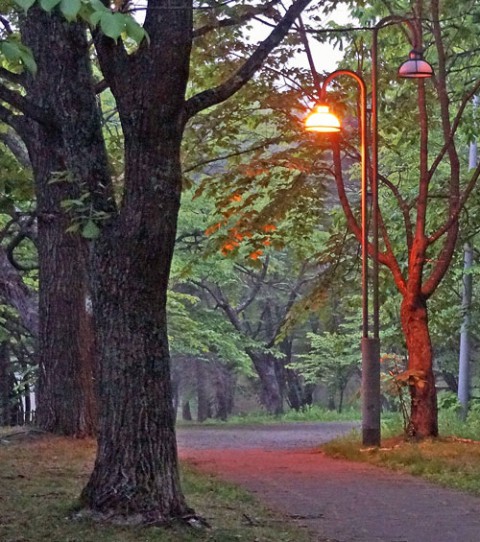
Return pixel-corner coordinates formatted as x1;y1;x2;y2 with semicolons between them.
182;406;361;427
322;410;480;495
0;431;312;542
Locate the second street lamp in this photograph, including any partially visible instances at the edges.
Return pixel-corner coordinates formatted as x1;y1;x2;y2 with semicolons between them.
305;30;434;446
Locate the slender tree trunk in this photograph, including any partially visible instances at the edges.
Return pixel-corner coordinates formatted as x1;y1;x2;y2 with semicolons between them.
401;294;438;437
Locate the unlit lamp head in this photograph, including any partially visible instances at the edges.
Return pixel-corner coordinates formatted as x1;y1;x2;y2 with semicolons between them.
398;50;434;79
305;104;341;133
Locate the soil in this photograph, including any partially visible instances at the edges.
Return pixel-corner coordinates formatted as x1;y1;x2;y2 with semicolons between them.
177;422;480;542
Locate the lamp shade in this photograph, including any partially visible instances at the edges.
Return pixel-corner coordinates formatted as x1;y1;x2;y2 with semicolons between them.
305;104;341;133
398;50;434;78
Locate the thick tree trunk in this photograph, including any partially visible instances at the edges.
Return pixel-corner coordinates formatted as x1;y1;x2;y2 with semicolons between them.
35;213;97;436
20;11;98;437
80;133;189;521
401;294;438;438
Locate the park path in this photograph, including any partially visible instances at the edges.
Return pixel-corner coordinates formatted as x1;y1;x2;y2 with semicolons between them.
177;423;480;542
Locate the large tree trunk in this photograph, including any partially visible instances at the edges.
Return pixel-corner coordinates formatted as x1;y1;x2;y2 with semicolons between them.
35;213;97;436
80;133;189;521
21;11;98;437
401;294;438;438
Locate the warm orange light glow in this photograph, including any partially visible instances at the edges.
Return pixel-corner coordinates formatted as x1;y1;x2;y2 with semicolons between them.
305;104;341;133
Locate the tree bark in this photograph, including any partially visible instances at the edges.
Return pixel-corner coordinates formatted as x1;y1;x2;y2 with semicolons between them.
80;132;189;520
401;294;438;438
20;11;98;437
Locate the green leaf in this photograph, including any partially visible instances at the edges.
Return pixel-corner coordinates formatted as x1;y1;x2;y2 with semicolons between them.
60;0;82;21
89;0;109;10
0;41;21;62
124;15;147;45
0;41;37;74
13;0;36;11
81;219;100;239
40;0;62;12
17;44;37;74
89;10;103;26
99;12;126;41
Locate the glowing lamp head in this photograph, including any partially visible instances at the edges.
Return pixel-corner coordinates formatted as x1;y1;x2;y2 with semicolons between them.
398;50;434;79
305;104;341;133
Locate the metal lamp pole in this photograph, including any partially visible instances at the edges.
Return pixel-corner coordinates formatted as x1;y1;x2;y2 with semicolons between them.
305;17;433;447
310;69;381;446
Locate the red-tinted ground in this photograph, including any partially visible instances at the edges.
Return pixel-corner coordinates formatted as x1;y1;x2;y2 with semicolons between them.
177;424;480;542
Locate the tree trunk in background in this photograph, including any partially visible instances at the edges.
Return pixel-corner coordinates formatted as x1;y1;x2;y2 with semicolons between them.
0;343;21;426
182;401;192;421
401;294;438;437
196;359;211;422
21;11;98;437
248;351;284;415
214;362;236;421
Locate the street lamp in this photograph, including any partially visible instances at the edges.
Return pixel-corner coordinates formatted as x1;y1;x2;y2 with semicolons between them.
305;20;433;447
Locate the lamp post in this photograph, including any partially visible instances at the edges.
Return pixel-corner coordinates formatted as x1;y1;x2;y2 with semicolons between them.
305;21;433;447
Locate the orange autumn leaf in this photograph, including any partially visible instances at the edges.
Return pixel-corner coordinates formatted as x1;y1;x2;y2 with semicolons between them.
221;240;239;255
205;222;222;236
262;224;276;233
249;249;263;260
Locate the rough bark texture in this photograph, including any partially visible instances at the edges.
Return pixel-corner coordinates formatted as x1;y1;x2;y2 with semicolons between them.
20;11;98;437
401;294;438;438
80;135;189;518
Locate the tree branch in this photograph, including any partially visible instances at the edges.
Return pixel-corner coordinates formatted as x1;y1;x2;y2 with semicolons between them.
0;82;51;126
379;172;413;249
184;0;313;119
193;0;281;38
0;245;38;337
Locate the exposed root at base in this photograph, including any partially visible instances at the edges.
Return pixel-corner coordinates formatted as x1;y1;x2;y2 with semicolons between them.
73;508;210;529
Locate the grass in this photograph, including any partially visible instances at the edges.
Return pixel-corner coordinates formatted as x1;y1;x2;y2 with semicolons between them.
0;431;313;542
322;409;480;496
180;406;361;427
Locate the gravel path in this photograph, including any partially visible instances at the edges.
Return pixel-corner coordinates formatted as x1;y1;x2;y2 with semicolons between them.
177;422;480;542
